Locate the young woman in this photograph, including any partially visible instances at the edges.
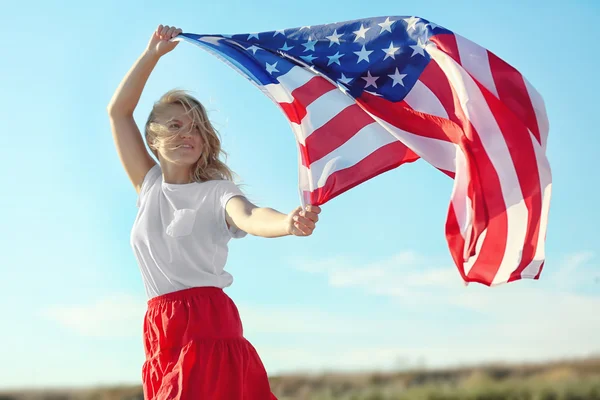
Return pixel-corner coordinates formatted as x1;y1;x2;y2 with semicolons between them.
107;24;321;400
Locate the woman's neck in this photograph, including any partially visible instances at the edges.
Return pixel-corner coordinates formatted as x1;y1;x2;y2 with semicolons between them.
160;161;193;184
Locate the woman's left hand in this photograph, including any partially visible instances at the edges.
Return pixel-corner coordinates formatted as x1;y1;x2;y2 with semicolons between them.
285;205;321;237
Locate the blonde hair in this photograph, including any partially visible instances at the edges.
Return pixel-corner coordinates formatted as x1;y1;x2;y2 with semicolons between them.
145;89;235;182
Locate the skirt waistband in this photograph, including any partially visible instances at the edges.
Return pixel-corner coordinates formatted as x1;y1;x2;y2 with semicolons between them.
148;286;224;307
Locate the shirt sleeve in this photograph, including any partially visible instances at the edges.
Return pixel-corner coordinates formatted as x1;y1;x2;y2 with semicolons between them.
136;164;161;208
217;180;248;239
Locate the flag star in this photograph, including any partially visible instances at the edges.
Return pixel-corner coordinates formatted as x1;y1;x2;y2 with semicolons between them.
353;24;370;41
338;73;353;86
301;54;318;64
327;51;344;66
246;45;261;54
378;17;396;34
247;32;260;40
266;62;279;74
274;29;286;36
279;42;294;51
404;16;420;32
388;68;407;87
382;41;400;60
410;38;427;57
361;70;379;88
354;44;373;63
326;29;343;46
302;38;318;52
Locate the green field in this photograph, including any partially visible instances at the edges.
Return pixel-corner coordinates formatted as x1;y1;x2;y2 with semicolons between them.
2;357;599;400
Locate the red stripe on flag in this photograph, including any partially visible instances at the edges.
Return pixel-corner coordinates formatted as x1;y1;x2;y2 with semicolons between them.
279;100;306;124
306;141;419;206
488;52;541;144
358;92;463;144
292;76;337;107
298;143;310;167
446;205;467;281
304;104;375;164
429;33;461;64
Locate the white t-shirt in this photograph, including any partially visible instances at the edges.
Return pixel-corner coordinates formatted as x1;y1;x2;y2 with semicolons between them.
130;164;247;299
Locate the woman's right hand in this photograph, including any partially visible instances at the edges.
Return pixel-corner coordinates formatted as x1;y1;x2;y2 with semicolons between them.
146;24;183;58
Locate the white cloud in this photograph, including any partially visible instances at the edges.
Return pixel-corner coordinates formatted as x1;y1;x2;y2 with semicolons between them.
38;251;599;377
41;294;146;338
276;250;600;370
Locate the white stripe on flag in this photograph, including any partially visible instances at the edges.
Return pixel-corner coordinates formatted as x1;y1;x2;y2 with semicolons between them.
275;65;316;93
524;77;550;150
520;131;552;279
404;79;449;119
363;112;458;174
455;34;499;98
303;122;397;189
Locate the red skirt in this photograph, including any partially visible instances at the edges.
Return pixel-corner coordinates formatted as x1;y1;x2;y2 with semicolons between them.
142;286;277;400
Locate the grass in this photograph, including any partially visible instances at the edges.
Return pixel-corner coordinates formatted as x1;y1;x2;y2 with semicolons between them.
2;357;599;399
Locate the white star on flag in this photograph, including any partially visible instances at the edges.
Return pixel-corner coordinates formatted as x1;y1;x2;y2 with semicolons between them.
410;38;427;57
301;54;317;63
354;44;373;63
327;51;344;66
353;24;370;41
279;42;294;51
273;29;286;36
326;30;343;46
361;70;379;88
266;62;279;74
302;38;318;52
382;42;400;60
247;32;260;40
378;17;396;34
404;16;419;32
246;45;261;54
388;68;407;87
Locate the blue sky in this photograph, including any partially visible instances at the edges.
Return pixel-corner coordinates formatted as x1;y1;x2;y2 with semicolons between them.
1;0;599;390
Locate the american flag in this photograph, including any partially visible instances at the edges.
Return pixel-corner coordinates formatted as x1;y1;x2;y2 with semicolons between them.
176;15;552;286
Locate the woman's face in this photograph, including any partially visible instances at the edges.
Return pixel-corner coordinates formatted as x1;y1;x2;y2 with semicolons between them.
154;104;203;166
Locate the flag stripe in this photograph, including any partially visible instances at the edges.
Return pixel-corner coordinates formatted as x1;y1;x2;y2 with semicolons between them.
292;76;338;107
429;33;461;64
304;141;419;205
302;122;399;189
403;79;449;119
524;77;549;149
488;52;541;145
455;34;499;98
357;94;459;174
304;104;376;164
430;44;531;284
513;131;552;280
478;82;543;284
417;59;487;257
426;45;507;283
276;65;318;93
